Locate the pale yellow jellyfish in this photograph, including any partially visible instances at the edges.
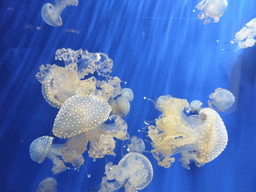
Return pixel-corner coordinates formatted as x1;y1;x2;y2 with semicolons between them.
36;48;121;109
232;18;256;49
147;95;228;169
36;177;57;192
208;88;235;112
41;0;78;27
52;95;129;162
196;0;228;24
109;96;131;118
101;152;153;192
127;136;145;153
29;136;68;174
121;88;134;101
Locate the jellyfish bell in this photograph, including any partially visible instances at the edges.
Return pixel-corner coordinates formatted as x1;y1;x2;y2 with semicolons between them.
52;95;112;139
29;136;68;174
41;0;78;27
190;100;203;113
208;88;235;112
196;0;228;24
41;3;62;27
147;95;228;169
36;177;57;192
108;96;131;118
127;136;146;153
120;88;134;101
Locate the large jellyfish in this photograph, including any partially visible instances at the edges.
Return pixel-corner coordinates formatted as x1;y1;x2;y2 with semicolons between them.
41;0;78;27
29;136;68;174
36;177;57;192
147;95;228;169
208;88;235;112
232;18;256;49
36;48;121;109
196;0;228;25
100;152;153;192
52;94;129;161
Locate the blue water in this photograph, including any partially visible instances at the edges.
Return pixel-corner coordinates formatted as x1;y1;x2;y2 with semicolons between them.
0;0;256;191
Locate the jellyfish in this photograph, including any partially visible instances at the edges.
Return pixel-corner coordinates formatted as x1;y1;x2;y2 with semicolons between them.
196;0;228;25
101;152;153;192
29;136;68;174
147;95;228;169
109;96;131;118
36;48;122;109
127;136;145;153
36;177;57;192
232;18;256;49
52;94;129;161
190;100;203;114
208;88;235;112
121;88;134;101
41;0;78;27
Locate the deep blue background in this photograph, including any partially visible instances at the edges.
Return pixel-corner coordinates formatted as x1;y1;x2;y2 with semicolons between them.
0;0;256;191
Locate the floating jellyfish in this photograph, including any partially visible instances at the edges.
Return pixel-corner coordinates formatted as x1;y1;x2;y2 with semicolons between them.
29;136;68;174
147;95;228;169
127;136;145;153
121;88;134;101
190;100;203;113
36;177;57;192
101;152;153;192
36;48;122;109
208;88;235;112
109;96;131;118
232;18;256;49
52;95;129;161
196;0;228;24
41;0;78;27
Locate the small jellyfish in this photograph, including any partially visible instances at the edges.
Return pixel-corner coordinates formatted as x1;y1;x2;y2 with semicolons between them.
233;18;256;49
121;88;134;101
196;0;228;24
29;136;68;174
36;177;57;192
147;95;228;169
101;152;153;192
109;96;131;118
127;136;145;153
208;88;235;112
190;100;203;113
41;0;78;27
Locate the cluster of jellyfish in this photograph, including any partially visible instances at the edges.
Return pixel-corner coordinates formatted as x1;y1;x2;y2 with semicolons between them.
30;48;156;191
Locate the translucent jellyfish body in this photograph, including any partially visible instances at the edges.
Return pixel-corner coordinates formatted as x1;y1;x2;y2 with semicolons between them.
52;95;129;160
190;100;203;113
109;96;131;118
36;48;122;109
101;152;153;192
41;0;78;27
29;136;68;174
147;95;228;169
208;88;235;112
36;177;57;192
127;136;145;153
196;0;228;24
121;88;134;101
233;18;256;49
